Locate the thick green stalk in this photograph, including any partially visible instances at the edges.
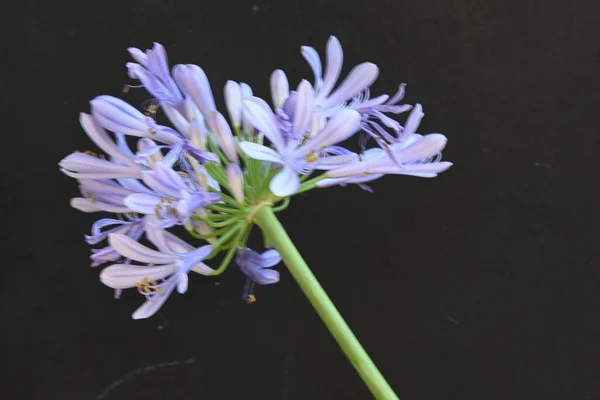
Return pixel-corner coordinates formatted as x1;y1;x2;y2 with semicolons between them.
253;207;399;400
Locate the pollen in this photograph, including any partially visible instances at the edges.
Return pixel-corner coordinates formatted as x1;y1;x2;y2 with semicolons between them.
246;294;257;304
362;172;370;176
84;150;99;157
86;194;97;203
135;277;162;294
179;172;189;178
122;85;130;93
320;144;327;150
145;104;158;116
304;151;318;163
148;128;157;135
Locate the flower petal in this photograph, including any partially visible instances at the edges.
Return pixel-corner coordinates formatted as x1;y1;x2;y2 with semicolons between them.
242;98;285;151
108;233;177;264
402;103;424;139
292;80;314;138
270;69;290;109
269;166;300;197
224;81;243;127
226;164;245;203
100;264;175;289
318;36;344;100
211;111;239;164
296;109;361;155
323;62;379;108
173;64;216;119
131;278;177;319
301;45;323;89
238;142;283;164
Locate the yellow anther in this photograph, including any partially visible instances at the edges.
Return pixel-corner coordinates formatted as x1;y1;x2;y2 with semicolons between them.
166;197;174;204
84;150;99;157
320;143;327;150
155;287;163;293
246;294;257;304
142;286;151;293
86;194;96;203
149;279;158;285
304;151;318;163
122;85;130;93
148;128;157;135
362;172;370;176
179;172;189;178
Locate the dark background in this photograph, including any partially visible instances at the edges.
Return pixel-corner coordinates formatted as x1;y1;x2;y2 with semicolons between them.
2;0;600;399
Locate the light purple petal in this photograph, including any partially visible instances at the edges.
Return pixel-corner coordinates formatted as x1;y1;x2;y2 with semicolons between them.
296;109;361;155
226;164;245;203
100;264;175;289
270;69;289;109
269;166;300;197
131;278;177;319
224;81;243;127
257;249;281;268
211;111;239;163
173;64;216;119
70;197;131;213
311;153;359;170
403;103;424;138
162;104;190;136
391;134;447;164
242;98;285;151
300;45;323;89
79;113;141;168
292;80;314;138
239;142;283;164
124;194;161;214
109;233;177;264
182;245;213;272
318;36;344;100
323;63;379;108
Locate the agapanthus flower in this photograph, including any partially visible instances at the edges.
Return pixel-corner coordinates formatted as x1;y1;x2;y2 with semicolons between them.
236;248;282;285
100;225;213;319
61;37;452;399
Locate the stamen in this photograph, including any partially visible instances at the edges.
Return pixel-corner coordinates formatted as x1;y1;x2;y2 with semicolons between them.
84;150;99;157
242;278;256;304
304;151;318;163
122;85;130;93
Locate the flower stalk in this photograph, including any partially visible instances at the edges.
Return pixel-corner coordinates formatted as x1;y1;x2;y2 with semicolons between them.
253;206;399;400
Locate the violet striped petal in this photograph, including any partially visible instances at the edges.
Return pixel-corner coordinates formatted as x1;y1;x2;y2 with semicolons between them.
124;194;161;214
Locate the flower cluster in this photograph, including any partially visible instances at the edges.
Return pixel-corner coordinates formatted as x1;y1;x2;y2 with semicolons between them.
60;37;451;319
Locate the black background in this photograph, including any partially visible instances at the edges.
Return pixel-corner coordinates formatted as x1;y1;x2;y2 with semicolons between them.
2;0;600;399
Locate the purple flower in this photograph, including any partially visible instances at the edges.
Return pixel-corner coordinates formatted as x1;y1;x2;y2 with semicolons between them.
70;179;139;213
301;36;379;114
173;64;217;121
326;134;452;181
91;95;182;144
86;216;145;267
239;88;361;196
126;43;183;107
124;162;221;227
100;226;213;319
236;248;281;285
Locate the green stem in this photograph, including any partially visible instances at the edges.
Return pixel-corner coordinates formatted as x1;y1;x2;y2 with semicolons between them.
253;207;399;400
296;174;327;195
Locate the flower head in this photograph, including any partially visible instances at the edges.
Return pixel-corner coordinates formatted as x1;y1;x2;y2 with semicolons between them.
60;37;451;319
